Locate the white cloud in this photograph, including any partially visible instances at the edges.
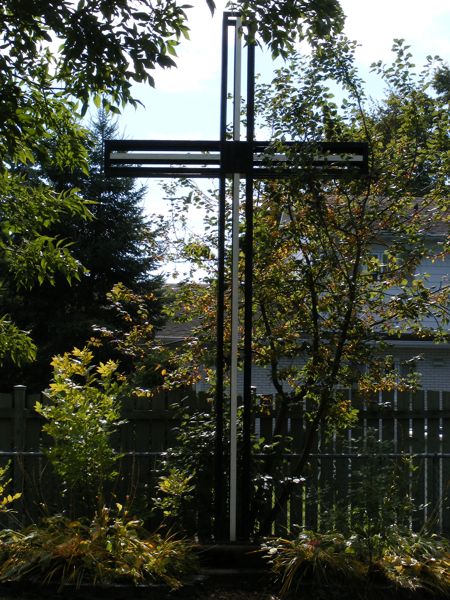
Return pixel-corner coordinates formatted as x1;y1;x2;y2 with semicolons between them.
151;1;450;96
340;0;450;65
153;0;226;93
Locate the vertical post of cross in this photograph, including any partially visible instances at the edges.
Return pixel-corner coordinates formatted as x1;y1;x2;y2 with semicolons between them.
217;10;248;543
214;11;229;543
217;12;255;542
229;14;242;543
241;27;255;541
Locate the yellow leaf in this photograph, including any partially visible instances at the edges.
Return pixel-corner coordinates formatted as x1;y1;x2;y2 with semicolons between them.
68;520;81;528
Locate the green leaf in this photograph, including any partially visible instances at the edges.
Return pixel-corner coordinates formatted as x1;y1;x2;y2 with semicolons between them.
205;0;215;15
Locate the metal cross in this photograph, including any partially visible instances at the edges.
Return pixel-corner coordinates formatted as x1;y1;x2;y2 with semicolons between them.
105;11;368;542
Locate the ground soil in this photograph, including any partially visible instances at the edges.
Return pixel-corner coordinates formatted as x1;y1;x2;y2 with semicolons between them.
198;591;278;600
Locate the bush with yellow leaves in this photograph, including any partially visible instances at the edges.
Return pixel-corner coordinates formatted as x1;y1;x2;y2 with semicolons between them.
35;347;126;513
0;462;21;512
0;505;198;589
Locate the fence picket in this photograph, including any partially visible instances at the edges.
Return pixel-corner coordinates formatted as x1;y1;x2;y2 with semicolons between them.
411;391;426;530
288;399;304;530
396;391;411;452
300;396;317;531
13;386;26;521
381;390;395;443
426;391;441;525
442;392;450;534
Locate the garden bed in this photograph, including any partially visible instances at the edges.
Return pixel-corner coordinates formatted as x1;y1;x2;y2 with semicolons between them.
0;567;449;600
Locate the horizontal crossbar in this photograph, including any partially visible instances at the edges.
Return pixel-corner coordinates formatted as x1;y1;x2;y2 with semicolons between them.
105;139;369;178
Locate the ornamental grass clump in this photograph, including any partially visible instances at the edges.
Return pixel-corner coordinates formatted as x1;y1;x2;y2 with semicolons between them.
378;530;450;597
263;532;366;599
0;505;198;589
264;530;450;599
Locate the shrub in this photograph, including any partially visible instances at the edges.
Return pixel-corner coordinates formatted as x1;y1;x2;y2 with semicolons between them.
0;505;198;589
35;347;126;511
152;468;194;525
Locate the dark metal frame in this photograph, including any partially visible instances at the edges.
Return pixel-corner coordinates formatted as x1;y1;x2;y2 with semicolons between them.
104;11;369;542
104;139;369;178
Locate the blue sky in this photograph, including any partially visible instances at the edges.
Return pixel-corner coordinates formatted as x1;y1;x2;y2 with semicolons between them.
120;0;450;140
112;0;450;279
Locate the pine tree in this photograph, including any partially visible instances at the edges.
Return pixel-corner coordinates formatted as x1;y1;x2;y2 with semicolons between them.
0;112;164;390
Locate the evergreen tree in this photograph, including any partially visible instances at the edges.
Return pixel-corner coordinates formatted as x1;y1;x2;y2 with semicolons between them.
0;113;164;390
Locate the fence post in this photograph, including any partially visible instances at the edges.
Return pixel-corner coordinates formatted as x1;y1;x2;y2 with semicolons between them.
13;385;26;520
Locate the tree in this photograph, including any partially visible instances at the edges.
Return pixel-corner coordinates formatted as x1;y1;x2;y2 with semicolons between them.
155;38;450;535
0;0;344;366
0;113;165;390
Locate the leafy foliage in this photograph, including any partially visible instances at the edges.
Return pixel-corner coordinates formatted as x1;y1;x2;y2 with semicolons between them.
263;433;448;598
0;317;36;368
0;507;198;589
35;347;126;509
0;462;21;513
0;169;90;366
152;468;195;524
0;0;344;118
335;433;416;559
158;409;217;535
229;0;344;58
264;432;450;598
0;0;344;367
158;400;271;539
91;282;172;395
1;345;197;589
0;0;190;119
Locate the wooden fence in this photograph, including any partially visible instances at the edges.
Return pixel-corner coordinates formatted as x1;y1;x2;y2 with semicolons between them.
0;386;449;535
254;389;450;535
